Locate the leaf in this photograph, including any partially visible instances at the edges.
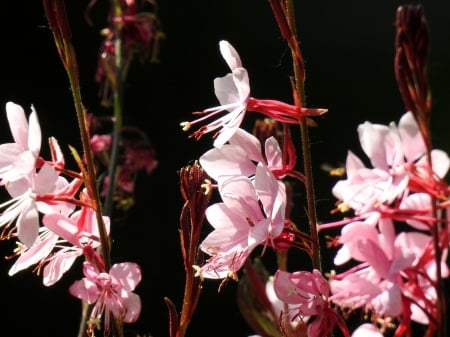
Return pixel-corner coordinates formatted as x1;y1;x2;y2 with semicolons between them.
164;297;180;337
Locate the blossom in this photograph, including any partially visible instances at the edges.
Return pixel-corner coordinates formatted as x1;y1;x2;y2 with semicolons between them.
69;261;142;331
195;163;286;279
273;269;349;337
329;217;448;323
181;40;326;146
40;191;110;285
8;190;109;286
332;111;449;215
0;102;41;185
199;127;296;182
0;163;75;247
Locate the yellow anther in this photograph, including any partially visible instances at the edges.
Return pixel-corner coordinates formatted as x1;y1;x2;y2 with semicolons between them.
180;121;191;131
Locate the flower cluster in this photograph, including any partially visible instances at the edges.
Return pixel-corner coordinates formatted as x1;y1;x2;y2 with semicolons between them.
181;20;449;337
321;111;450;335
88;114;158;211
1;1;449;337
182;39;352;336
0;102;142;334
91;0;164;106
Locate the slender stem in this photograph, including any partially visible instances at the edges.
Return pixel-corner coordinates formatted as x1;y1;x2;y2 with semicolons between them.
285;0;321;271
43;0;111;270
66;49;111;271
42;2;112;336
103;0;124;217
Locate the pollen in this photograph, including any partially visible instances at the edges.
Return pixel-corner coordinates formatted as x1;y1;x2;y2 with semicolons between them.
201;179;212;195
180;121;191;131
337;202;350;213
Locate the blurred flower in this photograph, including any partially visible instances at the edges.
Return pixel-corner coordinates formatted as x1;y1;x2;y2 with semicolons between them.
92;0;163;106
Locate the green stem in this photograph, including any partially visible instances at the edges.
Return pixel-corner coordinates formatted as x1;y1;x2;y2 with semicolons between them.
285;0;321;271
103;0;124;217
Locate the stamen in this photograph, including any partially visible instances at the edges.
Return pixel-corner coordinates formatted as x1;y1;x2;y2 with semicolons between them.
180;122;191;131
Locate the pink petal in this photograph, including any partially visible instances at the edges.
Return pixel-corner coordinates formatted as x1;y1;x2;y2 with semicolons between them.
214;73;242;106
69;278;100;304
43;250;80;286
219;175;263;222
110;262;142;291
265;137;282;168
219;40;242;70
253;164;281;219
0;143;22;167
213;108;246;147
430;149;450;178
83;261;101;280
397;111;425;162
43;213;79;246
6;102;28;149
351;323;383;337
199;145;256;180
357;121;390;171
27;106;42;156
122;292;142;322
34;163;59;195
229;128;265;163
371;283;401;316
8;232;58;276
16;199;39;248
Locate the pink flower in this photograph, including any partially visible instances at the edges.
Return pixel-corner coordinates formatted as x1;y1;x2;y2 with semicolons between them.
199;128;285;181
0;163;75;247
40;191;110;285
329;217;447;323
93;0;162;106
195;163;286;279
8;190;109;286
0;102;41;185
69;261;142;331
181;41;326;146
90;134;112;153
332;111;449;215
273;269;349;337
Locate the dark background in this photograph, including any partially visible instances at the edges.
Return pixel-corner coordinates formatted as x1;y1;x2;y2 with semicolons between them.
0;1;449;337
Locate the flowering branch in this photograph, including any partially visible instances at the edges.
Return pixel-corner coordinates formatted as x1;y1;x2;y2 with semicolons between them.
42;0;111;269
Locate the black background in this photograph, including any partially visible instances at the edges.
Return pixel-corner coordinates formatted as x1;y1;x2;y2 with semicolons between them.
0;1;449;337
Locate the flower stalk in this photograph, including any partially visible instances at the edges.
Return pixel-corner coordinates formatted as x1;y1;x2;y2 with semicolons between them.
42;0;111;270
43;1;114;336
103;0;124;217
271;0;321;271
